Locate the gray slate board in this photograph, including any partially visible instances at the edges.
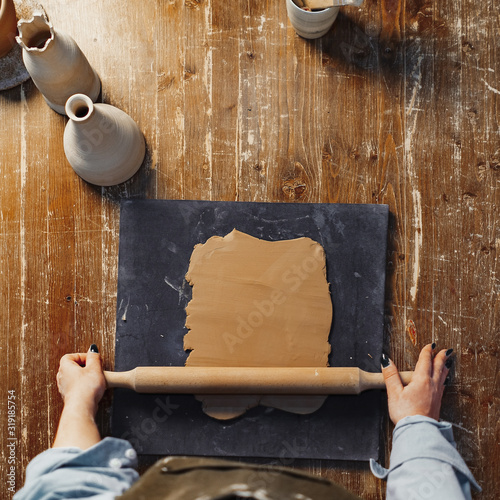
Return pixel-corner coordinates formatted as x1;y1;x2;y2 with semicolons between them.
111;200;389;460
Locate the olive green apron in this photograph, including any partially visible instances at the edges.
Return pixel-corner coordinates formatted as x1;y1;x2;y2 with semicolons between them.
118;456;362;500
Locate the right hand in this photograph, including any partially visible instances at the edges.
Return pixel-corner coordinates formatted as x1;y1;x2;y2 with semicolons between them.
382;344;452;425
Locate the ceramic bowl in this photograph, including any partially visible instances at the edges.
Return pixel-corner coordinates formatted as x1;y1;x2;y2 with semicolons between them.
286;0;339;39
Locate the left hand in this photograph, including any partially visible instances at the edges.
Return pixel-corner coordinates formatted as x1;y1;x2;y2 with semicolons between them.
56;349;106;416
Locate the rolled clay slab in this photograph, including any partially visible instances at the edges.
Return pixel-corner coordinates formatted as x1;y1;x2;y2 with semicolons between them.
183;229;333;420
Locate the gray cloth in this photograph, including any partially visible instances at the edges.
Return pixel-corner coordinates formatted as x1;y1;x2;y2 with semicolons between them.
14;416;480;499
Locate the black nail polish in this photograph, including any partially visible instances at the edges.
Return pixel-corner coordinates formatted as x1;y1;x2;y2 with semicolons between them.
445;348;453;357
445;358;453;369
90;344;99;353
381;353;390;368
431;342;436;350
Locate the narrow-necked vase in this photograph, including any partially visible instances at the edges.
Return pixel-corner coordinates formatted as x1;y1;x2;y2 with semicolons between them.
64;94;146;186
17;12;100;114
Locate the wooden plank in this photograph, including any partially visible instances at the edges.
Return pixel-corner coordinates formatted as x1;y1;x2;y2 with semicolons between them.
183;0;214;200
155;0;187;200
0;81;55;486
452;0;499;490
209;0;242;201
0;86;24;499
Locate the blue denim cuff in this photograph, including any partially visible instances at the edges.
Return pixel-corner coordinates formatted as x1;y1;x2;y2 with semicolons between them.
370;415;480;492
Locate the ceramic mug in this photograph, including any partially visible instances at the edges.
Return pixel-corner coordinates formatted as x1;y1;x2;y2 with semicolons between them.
286;0;339;39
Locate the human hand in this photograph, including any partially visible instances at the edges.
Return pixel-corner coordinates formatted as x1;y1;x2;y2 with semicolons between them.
382;344;453;425
56;345;106;417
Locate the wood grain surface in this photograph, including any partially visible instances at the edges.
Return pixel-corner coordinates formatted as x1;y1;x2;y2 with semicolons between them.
0;0;498;498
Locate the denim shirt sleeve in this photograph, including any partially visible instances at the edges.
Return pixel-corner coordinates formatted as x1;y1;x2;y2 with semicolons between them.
14;437;139;500
370;415;481;500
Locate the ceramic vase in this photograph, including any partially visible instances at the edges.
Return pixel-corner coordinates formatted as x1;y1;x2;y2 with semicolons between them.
0;0;18;58
63;94;146;186
286;0;339;39
16;12;100;114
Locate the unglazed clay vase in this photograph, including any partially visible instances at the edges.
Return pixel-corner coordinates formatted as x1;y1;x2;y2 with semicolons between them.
16;12;100;114
64;94;146;186
0;0;18;58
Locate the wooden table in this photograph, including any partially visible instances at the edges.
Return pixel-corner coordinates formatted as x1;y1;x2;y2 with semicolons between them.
0;1;498;498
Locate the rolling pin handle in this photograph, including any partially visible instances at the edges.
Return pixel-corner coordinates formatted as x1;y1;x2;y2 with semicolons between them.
399;371;413;386
359;369;413;392
104;369;135;390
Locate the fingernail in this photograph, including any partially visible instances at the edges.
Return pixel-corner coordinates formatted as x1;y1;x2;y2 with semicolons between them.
381;353;390;368
445;348;453;357
431;342;436;350
445;358;453;369
444;376;450;386
90;344;99;353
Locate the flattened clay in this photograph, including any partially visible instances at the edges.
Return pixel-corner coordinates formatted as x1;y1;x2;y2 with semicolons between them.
184;229;332;420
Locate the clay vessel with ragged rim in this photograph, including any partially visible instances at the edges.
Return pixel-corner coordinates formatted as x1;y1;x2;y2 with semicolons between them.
16;12;100;114
63;94;146;186
0;0;18;58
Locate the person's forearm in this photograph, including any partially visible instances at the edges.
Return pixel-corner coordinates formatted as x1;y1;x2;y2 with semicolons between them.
52;399;101;449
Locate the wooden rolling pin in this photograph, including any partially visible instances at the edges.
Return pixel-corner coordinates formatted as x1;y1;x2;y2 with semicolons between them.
104;367;413;395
